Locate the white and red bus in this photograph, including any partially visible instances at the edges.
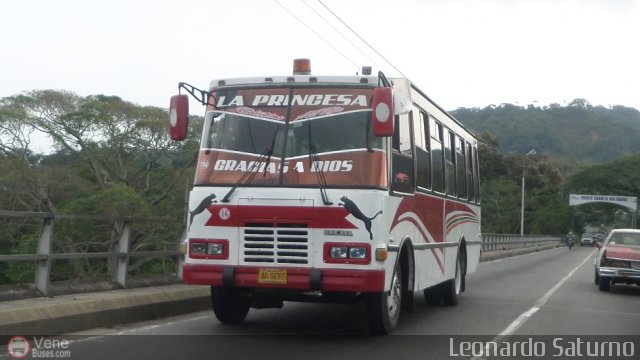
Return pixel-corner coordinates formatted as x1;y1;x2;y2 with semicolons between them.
169;59;481;334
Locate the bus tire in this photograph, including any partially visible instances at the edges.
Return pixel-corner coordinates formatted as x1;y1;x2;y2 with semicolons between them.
442;251;464;306
366;260;402;335
423;286;441;306
210;286;251;324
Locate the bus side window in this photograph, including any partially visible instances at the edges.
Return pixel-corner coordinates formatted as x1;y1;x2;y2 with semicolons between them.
457;136;467;199
473;146;481;203
392;113;414;193
444;129;456;196
466;142;474;201
430;119;444;193
416;111;431;190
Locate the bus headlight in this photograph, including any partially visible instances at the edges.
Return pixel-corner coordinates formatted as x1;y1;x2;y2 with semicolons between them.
189;239;228;259
349;247;367;259
191;242;206;254
330;246;348;259
207;243;225;255
324;243;371;264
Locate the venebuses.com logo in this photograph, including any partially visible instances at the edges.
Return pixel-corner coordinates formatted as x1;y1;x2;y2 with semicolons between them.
6;336;71;359
6;336;30;358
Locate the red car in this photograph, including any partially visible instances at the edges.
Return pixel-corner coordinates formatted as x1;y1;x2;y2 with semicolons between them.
594;229;640;291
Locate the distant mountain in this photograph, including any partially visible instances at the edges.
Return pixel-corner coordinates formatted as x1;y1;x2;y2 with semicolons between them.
451;99;640;166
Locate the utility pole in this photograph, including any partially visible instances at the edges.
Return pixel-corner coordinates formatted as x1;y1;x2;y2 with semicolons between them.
521;149;536;236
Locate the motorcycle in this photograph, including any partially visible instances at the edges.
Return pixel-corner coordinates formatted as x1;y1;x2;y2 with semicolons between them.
565;235;575;249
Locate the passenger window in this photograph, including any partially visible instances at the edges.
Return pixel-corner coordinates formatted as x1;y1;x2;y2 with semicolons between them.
416;111;431;190
430;119;444;193
392;113;414;193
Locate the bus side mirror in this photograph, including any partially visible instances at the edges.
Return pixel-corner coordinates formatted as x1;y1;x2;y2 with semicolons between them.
169;95;189;141
372;87;394;137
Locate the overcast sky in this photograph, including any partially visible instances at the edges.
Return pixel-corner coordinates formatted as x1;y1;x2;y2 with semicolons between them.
2;0;639;114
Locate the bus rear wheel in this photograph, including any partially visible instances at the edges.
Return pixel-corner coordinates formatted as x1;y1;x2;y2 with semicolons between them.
366;260;402;335
424;250;465;306
423;286;442;305
442;251;464;306
210;286;251;324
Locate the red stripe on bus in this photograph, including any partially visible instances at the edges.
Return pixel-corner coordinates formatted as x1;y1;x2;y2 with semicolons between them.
203;205;357;229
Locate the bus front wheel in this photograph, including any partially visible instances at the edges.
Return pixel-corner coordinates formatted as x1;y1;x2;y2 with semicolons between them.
366;260;402;335
210;286;251;324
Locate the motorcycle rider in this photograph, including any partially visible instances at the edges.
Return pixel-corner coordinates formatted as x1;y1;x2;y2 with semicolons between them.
565;233;575;249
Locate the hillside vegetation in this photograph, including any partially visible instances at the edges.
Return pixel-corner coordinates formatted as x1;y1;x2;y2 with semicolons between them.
455;99;640;234
452;99;640;167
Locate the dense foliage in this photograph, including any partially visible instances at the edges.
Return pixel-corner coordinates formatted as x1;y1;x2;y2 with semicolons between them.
455;99;640;234
0;90;202;284
452;99;640;167
476;132;572;235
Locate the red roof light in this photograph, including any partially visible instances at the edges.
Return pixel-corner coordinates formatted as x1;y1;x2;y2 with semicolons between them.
293;58;311;75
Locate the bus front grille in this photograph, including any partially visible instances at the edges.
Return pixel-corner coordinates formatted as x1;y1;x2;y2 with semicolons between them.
242;222;309;264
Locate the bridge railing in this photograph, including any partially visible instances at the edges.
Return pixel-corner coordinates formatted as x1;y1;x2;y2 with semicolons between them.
1;211;563;297
481;234;563;251
0;210;184;296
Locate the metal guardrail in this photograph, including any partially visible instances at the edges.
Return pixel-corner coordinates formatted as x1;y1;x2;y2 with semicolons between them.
1;211;562;297
0;211;184;296
481;234;563;251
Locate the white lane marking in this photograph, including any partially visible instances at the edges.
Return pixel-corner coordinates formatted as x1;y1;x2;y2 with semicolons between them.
500;251;592;335
45;313;213;349
496;306;540;337
472;251;594;360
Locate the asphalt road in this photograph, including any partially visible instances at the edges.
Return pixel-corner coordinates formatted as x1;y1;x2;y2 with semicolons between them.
6;246;640;359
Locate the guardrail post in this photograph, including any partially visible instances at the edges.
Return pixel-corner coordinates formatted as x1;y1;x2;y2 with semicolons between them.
115;220;131;287
35;216;54;296
177;227;186;280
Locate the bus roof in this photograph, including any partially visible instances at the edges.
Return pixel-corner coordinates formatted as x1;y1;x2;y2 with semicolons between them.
206;74;473;139
209;75;381;90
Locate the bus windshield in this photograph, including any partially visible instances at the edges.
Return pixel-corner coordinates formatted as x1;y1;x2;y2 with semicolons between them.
194;96;387;189
207;111;382;157
208;113;285;158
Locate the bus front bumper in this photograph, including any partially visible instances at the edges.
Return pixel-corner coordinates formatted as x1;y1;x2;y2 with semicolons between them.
182;264;385;293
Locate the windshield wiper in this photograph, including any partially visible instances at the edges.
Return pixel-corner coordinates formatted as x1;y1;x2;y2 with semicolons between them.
220;148;272;203
220;126;280;203
262;125;280;176
307;121;333;205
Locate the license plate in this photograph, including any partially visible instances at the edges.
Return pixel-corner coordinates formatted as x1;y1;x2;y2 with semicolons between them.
633;262;640;270
258;269;287;284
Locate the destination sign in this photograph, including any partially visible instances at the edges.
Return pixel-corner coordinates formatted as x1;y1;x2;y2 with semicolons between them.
569;194;637;210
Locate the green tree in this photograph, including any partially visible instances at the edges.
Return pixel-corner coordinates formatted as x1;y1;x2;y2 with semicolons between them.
0;90;202;284
477;134;571;235
1;90;201;216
